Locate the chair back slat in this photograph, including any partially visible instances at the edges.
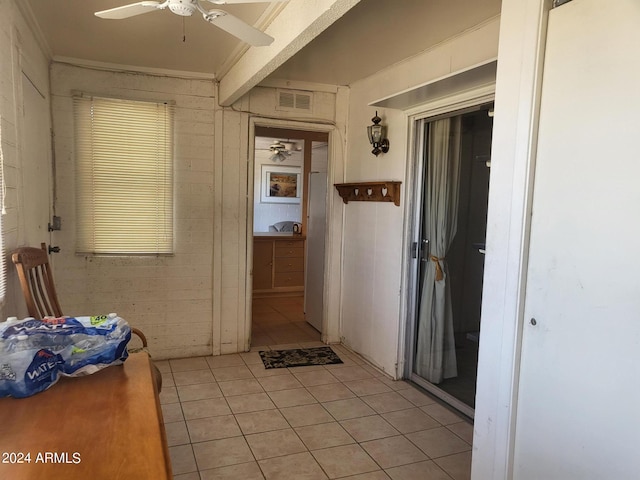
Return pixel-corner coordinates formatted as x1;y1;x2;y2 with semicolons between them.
30;267;48;318
41;266;59;317
12;243;63;319
32;267;45;318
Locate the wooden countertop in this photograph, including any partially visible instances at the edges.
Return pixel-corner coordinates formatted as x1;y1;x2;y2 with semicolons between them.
0;352;171;480
253;232;306;239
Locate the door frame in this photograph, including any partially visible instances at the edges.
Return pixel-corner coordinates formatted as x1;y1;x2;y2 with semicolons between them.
399;87;495;419
245;117;343;348
468;0;550;477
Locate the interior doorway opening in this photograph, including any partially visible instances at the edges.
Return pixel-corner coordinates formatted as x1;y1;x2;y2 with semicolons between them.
406;104;493;417
250;126;329;347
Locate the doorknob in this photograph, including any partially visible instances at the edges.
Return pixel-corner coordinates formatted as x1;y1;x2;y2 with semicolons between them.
48;245;61;254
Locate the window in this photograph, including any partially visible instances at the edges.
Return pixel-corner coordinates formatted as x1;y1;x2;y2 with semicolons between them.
74;95;173;254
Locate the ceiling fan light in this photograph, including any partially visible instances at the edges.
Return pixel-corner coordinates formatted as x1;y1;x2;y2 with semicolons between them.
168;0;198;16
269;151;287;162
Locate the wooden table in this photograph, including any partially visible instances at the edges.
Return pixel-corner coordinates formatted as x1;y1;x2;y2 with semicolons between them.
0;352;171;480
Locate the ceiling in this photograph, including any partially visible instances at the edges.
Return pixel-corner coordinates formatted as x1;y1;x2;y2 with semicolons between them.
271;0;501;86
26;0;501;86
26;0;274;75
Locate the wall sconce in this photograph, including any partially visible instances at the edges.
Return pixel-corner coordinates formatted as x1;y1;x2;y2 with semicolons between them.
367;111;390;156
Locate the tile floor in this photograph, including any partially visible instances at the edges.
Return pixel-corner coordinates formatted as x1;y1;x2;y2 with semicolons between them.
251;296;321;346
158;345;473;480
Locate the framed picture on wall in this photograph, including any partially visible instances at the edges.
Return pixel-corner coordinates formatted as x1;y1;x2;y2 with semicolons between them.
261;165;302;204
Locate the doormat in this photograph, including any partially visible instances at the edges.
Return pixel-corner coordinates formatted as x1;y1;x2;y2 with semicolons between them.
259;346;343;369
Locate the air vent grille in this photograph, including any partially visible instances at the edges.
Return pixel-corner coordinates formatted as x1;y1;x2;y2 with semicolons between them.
277;89;313;112
279;92;295;109
295;94;311;110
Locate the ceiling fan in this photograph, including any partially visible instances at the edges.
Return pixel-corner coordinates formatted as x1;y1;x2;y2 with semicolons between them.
95;0;287;46
269;141;292;162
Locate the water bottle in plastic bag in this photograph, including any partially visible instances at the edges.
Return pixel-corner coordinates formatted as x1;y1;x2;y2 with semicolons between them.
0;314;131;398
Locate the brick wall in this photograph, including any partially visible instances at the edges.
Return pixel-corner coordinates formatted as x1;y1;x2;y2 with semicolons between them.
50;63;215;359
0;0;52;320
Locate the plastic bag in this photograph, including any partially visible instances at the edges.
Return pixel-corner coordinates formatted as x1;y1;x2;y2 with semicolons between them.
0;314;131;398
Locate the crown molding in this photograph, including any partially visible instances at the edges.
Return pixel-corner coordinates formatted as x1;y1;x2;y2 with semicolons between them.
52;56;217;80
13;0;53;59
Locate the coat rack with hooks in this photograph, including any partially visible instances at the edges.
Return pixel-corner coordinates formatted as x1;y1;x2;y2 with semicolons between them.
334;181;401;206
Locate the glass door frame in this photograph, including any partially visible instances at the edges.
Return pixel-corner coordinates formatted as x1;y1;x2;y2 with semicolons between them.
402;94;495;420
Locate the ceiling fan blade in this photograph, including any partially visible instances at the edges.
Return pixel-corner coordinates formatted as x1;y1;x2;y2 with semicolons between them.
95;1;162;19
204;10;274;46
205;0;288;4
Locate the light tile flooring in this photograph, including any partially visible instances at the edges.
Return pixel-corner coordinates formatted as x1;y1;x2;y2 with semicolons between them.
158;345;473;480
251;296;321;346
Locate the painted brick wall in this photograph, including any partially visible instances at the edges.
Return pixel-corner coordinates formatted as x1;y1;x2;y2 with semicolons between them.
49;63;215;359
2;1;345;359
0;1;52;320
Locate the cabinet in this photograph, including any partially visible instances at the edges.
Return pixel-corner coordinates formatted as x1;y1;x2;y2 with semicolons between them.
253;234;305;297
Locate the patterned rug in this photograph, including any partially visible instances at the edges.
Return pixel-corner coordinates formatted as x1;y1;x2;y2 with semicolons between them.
259;346;343;369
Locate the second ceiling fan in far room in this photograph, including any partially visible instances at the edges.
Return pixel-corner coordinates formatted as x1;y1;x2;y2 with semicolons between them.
95;0;288;46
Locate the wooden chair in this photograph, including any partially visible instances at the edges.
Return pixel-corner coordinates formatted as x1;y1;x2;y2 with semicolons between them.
11;243;162;391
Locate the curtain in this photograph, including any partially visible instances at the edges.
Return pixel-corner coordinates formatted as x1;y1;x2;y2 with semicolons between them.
415;117;462;383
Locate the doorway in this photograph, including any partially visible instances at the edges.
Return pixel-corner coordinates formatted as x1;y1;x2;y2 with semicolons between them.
250;126;329;347
406;105;493;416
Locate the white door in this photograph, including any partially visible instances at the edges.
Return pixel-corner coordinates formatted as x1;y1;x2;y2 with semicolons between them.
514;1;640;478
304;171;327;332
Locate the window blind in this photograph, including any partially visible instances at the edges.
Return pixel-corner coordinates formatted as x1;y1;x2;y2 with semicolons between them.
74;95;173;255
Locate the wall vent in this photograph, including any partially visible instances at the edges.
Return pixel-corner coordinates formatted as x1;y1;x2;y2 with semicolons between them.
276;89;313;112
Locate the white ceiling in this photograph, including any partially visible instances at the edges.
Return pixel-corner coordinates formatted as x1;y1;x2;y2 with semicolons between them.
26;0;501;86
272;0;502;86
26;0;277;75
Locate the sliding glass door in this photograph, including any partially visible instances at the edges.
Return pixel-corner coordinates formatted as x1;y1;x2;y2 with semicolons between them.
407;105;493;417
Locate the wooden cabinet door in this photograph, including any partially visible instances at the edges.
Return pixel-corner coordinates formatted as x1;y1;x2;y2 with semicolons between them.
274;239;304;288
253;240;274;290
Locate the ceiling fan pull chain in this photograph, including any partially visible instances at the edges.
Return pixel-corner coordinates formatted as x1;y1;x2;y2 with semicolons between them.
182;16;186;42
